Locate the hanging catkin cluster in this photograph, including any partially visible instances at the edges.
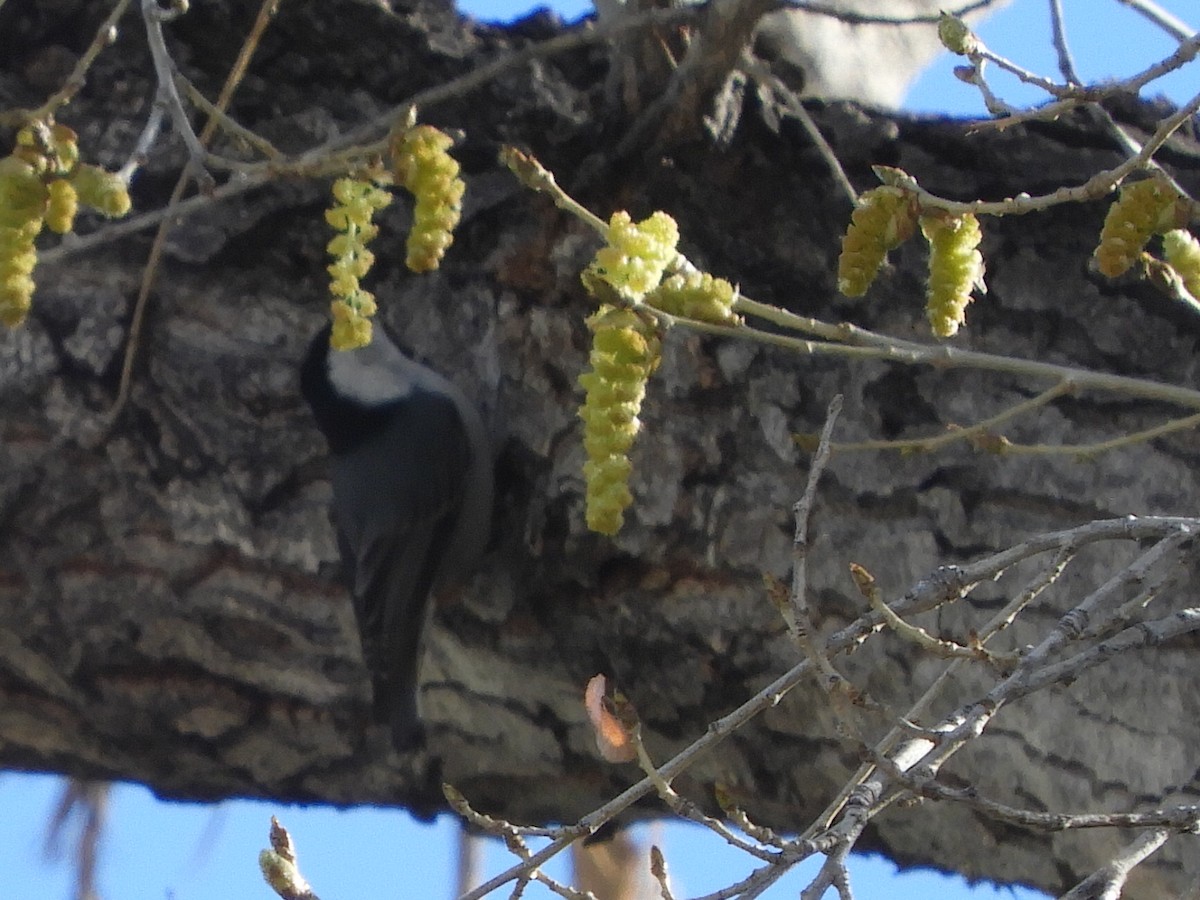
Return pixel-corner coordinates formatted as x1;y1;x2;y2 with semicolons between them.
0;121;130;327
921;212;984;337
577;305;661;536
325;173;393;350
837;186;918;297
391;124;464;273
1093;178;1187;278
646;271;741;326
584;211;680;300
575;210;679;535
0;159;45;328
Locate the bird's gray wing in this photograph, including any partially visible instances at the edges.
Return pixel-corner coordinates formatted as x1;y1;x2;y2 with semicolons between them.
330;391;472;748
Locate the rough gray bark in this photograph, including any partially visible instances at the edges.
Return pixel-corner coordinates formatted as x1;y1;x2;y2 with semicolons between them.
1;1;1199;897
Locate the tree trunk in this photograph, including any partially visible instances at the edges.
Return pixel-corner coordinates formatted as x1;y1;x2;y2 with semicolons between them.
1;1;1198;896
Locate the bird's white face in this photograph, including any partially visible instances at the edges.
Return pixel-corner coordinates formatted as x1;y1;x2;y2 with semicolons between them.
326;326;418;407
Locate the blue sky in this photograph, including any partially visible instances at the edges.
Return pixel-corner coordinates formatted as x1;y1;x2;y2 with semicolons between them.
4;1;1196;899
1;772;1043;900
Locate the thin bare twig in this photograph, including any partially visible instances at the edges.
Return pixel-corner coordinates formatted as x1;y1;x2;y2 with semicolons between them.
810;544;1198;900
785;0;1001;26
1010;607;1200;702
835;399;1200;459
912;779;1200;833
1100;103;1193;199
925;88;1200;214
698;312;1200;413
647;769;781;863
809;519;1195;851
969;32;1200;133
799;848;853;900
26;0;135;121
117;93;168;181
1005;409;1200;456
738;55;857;205
1020;532;1188;667
810;541;1073;849
789;394;842;631
913;532;1194;780
952;55;1019;117
176;75;283;161
1113;0;1196;41
783;396;867;742
978;544;1074;642
1047;0;1082;85
649;846;676;900
461;518;1199;899
1101;29;1200;96
140;0;213;187
825;382;1073;454
715;796;786;851
443;784;563;839
461;648;832;898
904;518;1196;617
973;42;1071;99
106;0;283;433
1060;828;1172;899
39;5;704;271
851;562;1011;665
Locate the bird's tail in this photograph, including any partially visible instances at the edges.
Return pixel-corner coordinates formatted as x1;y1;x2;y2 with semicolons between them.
388;678;424;751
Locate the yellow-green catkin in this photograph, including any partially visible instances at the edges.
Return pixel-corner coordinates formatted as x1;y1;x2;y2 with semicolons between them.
584;211;680;301
921;212;984;338
0;122;130;327
645;271;740;326
325;174;393;350
837;186;917;296
70;164;132;217
578;305;662;535
14;122;77;175
26;123;130;217
0;156;48;327
1163;230;1200;301
45;178;78;234
391;125;464;273
0;218;41;327
1094;178;1186;278
0;156;49;228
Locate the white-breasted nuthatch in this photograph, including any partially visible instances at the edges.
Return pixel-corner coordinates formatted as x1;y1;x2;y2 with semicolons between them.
300;321;493;750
